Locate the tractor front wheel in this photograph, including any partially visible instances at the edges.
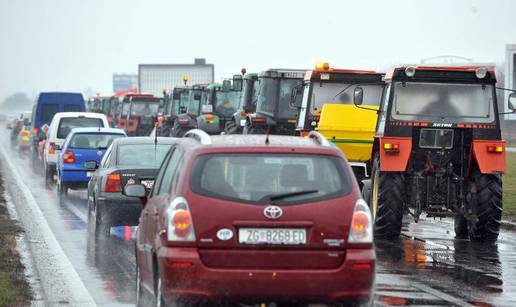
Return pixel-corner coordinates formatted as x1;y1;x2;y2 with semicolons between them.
467;168;503;242
370;156;404;239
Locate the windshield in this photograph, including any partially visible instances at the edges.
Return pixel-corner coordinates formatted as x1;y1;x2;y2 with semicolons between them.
214;91;239;117
391;82;495;123
131;101;160;116
69;133;124;149
257;78;303;119
190;154;350;205
309;83;383;115
117;144;171;167
57;117;104;139
187;91;201;115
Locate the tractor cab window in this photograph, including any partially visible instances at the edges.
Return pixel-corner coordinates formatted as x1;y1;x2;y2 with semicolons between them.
131;100;160;116
214;90;239;117
391;82;495;123
257;78;302;119
309;83;383;115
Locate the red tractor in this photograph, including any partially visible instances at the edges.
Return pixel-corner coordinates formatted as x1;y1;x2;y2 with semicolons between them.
362;65;516;242
116;94;162;136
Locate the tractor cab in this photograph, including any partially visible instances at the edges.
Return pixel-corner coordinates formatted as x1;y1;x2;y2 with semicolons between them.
197;81;241;134
170;85;205;137
292;63;385;182
87;96;118;126
118;94;161;136
244;69;306;135
367;65;515;242
158;87;189;136
225;72;259;134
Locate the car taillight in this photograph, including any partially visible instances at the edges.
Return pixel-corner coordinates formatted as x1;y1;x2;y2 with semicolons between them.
63;150;76;163
487;145;504;153
348;199;373;244
105;173;121;192
49;142;56;154
33;127;38;137
383;142;400;153
166;197;195;242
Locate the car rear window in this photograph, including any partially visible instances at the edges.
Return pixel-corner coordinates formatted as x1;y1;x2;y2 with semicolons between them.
40;104;59;123
190;154;350;205
117;144;171;167
69;133;124;149
57;117;104;139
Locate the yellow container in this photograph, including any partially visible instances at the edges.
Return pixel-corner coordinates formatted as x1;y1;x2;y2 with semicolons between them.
316;104;379;162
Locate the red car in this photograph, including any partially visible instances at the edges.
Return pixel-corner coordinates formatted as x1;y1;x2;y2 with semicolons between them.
126;130;375;307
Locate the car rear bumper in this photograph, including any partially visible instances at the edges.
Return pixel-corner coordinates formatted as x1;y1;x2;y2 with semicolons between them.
97;196;143;226
61;169;94;183
157;247;375;304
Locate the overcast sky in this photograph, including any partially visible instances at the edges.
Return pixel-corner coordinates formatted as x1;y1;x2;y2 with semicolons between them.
1;0;515;101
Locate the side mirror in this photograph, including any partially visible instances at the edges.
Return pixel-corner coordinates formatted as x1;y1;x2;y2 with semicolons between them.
123;184;148;205
222;80;232;92
233;75;243;91
509;93;516;111
354;87;364;106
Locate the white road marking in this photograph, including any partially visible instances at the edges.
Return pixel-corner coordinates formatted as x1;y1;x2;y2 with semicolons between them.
0;146;96;306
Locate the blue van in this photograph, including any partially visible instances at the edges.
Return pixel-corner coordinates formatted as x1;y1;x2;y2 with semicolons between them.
31;92;85;166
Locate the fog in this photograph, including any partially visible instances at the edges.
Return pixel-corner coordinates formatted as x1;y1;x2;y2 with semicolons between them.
1;0;515;101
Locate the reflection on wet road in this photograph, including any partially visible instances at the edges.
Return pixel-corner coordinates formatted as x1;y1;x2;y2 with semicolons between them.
3;131;516;306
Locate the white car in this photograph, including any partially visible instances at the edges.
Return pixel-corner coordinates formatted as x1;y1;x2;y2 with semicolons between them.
43;112;109;185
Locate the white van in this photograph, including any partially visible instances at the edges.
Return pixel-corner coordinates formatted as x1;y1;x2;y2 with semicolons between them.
43;112;109;185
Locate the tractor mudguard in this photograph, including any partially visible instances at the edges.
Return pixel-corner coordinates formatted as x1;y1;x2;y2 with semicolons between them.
471;140;506;174
378;136;412;172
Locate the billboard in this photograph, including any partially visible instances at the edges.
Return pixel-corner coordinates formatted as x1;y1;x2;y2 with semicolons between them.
113;74;138;93
138;58;214;96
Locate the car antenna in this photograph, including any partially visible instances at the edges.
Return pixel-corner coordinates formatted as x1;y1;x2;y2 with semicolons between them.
265;125;270;145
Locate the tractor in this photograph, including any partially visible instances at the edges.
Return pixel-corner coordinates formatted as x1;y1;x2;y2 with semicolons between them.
292;63;384;182
197;81;240;134
116;94;162;136
170;85;206;137
243;69;306;135
158;87;189;136
87;95;121;127
224;72;259;134
363;65;516;242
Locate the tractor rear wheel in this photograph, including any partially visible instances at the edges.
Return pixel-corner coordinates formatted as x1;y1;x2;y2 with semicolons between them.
370;156;404;239
467;168;502;242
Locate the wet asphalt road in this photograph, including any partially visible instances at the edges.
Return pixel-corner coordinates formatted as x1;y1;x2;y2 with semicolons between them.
3;132;516;306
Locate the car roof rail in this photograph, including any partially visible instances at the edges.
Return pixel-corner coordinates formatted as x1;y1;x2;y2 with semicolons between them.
184;129;212;145
307;131;332;147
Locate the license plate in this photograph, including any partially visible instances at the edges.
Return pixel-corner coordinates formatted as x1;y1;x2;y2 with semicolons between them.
238;228;306;245
86;171;94;177
84;161;97;169
141;180;154;189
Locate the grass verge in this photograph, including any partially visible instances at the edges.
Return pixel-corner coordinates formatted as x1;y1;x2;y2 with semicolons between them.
0;175;31;307
504;152;516;218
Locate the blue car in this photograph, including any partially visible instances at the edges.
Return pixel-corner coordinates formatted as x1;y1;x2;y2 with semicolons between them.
57;127;127;198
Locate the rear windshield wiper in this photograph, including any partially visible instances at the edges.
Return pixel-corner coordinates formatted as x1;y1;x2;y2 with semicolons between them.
259;190;319;204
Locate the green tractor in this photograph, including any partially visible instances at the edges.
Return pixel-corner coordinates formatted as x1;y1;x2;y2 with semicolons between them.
224;72;259;134
196;81;240;134
243;69;305;135
170;85;205;137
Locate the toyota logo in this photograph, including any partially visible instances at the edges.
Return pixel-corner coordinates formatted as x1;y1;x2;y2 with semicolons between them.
264;206;283;219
